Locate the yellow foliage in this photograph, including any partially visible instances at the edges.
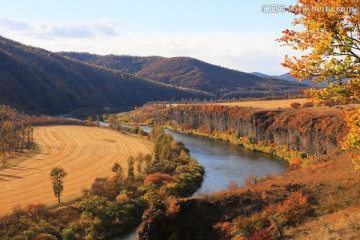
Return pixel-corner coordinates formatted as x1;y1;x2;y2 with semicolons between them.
280;0;360;169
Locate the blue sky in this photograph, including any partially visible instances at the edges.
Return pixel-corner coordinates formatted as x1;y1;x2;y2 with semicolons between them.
0;0;298;74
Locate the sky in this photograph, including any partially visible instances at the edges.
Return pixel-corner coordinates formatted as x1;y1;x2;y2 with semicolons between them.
0;0;298;75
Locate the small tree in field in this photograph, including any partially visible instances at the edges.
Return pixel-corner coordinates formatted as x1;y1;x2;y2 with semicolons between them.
50;167;67;203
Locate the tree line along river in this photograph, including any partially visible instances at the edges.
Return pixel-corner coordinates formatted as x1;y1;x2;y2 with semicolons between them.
114;126;287;240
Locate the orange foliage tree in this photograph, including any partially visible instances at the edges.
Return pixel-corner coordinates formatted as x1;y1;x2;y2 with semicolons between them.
278;0;360;169
143;173;173;186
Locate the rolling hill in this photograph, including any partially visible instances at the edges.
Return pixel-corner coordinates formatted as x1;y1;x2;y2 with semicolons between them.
252;72;313;86
0;36;209;115
60;53;307;98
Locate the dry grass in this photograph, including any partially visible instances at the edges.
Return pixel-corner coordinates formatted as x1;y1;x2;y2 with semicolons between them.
206;99;358;117
211;99;310;110
0;126;152;216
285;205;360;240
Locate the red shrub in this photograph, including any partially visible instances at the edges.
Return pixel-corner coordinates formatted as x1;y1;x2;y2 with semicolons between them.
197;125;212;134
290;156;302;166
91;177;117;200
247;229;276;240
181;123;192;131
144;173;173;185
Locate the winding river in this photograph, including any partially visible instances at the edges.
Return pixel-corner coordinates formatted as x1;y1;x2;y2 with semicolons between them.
114;126;287;240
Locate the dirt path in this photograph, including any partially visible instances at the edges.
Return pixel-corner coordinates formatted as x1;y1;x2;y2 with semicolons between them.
0;126;152;215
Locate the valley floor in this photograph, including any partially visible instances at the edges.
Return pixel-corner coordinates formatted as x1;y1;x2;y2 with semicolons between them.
0;125;152;216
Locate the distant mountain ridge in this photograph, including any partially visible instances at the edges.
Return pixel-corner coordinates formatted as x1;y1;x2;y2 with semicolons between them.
252;72;313;86
0;36;208;115
61;52;307;99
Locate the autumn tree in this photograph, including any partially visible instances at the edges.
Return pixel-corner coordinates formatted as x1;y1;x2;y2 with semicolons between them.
127;156;135;181
91;177;116;200
279;0;360;169
111;162;121;173
50;167;67;203
112;163;125;194
136;153;144;175
0;119;34;166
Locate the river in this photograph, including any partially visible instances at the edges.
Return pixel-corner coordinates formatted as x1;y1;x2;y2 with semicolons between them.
113;126;287;240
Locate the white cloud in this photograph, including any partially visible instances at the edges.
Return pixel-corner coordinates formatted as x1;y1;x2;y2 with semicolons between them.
0;18;123;39
0;17;294;75
0;17;30;30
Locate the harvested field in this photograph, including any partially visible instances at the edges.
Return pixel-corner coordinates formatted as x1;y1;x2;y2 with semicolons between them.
211;98;309;109
0;126;152;215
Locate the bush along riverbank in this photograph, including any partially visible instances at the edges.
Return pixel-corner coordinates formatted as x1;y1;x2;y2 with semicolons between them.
0;126;204;240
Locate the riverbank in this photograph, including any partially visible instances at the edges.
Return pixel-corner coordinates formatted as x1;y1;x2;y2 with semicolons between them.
112;103;348;170
113;122;311;168
137;150;360;240
163;124;307;166
112;124;288;239
111;105;360;239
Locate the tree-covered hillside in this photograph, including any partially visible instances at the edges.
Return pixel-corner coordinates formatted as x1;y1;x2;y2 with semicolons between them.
61;52;307;99
0;36;209;115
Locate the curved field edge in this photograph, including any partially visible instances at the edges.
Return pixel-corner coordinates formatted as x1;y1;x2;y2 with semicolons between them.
0;125;152;215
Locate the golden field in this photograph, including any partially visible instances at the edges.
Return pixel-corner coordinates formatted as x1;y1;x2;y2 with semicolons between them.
0;126;152;215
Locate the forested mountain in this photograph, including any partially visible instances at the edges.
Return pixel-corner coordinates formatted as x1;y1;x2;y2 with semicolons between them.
61;53;307;98
0;36;209;115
